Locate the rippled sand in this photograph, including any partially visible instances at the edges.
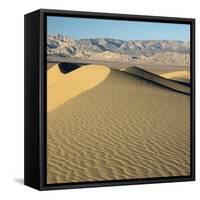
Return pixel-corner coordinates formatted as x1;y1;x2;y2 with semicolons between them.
47;64;190;184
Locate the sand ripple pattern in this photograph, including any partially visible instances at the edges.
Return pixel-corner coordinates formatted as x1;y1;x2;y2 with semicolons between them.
47;69;190;184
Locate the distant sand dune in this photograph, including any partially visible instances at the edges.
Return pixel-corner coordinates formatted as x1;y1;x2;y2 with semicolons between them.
121;67;190;95
161;71;190;83
47;64;190;184
47;64;110;111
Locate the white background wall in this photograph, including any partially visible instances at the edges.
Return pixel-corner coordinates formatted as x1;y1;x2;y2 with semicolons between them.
0;0;198;198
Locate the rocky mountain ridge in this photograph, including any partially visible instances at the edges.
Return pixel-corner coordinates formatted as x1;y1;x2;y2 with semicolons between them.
47;34;190;65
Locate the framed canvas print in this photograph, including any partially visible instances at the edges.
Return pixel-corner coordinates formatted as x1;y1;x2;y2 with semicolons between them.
24;9;195;190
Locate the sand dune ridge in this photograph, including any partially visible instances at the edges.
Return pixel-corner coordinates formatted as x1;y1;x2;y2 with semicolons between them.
47;64;110;111
161;71;190;83
121;66;190;95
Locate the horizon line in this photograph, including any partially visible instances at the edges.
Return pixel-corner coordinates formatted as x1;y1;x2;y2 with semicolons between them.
47;34;190;42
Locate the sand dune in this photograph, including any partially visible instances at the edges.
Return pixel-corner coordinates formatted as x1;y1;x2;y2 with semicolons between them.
47;64;110;111
161;71;190;83
121;67;190;95
47;64;190;184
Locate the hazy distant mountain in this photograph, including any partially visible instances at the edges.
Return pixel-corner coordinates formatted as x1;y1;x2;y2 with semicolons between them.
47;34;190;65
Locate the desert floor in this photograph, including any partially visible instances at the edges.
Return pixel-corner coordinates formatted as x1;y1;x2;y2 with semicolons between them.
47;63;190;184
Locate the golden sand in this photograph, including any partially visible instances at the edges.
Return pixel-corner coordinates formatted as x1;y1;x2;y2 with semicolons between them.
122;67;190;94
161;71;190;83
47;64;110;111
47;64;190;184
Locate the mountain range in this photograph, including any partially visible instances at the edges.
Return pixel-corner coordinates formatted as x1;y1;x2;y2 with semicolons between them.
47;34;190;65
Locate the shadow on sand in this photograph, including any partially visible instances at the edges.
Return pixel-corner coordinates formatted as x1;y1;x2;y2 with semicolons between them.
58;62;89;74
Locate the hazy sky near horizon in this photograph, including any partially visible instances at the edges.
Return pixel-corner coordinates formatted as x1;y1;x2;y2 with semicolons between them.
47;16;190;41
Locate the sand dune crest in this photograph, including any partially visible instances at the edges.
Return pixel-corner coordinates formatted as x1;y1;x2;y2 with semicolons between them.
121;67;190;95
161;71;190;83
47;64;110;112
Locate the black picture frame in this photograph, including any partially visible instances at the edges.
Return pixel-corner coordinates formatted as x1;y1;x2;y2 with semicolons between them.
24;9;195;191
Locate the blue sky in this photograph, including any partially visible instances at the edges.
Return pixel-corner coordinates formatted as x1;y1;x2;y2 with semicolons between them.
47;16;190;41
